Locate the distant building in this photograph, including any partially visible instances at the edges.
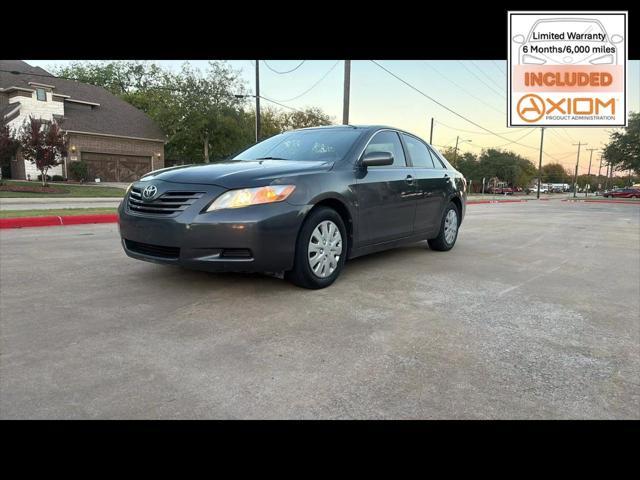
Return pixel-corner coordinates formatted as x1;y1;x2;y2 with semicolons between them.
1;60;165;182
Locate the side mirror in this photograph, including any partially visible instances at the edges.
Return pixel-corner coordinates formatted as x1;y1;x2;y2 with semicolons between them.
512;34;525;44
361;151;394;167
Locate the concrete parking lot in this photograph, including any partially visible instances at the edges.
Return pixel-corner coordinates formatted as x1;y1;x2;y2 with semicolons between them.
1;201;638;419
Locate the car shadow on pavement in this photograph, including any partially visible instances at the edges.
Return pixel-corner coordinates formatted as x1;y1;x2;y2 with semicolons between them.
122;241;433;291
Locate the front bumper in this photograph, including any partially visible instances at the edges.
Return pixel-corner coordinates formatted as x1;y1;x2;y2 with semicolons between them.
118;181;307;273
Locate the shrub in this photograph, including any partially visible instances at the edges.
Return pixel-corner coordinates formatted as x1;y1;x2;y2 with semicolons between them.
37;174;52;182
69;161;89;182
52;175;65;182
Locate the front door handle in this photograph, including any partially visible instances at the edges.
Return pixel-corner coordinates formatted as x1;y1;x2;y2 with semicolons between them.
405;175;414;185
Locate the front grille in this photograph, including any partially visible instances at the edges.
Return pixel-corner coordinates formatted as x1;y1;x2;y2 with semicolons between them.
128;187;205;215
124;239;180;259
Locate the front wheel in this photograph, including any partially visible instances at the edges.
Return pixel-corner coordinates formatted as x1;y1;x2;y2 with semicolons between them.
285;207;347;289
428;203;460;252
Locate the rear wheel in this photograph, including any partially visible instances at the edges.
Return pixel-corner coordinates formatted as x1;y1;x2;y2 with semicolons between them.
285;207;347;289
428;202;460;252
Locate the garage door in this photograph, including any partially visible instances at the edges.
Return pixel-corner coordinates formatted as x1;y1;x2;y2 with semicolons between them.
82;152;152;182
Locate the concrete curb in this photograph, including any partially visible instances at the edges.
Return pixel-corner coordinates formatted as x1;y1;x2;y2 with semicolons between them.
0;214;118;229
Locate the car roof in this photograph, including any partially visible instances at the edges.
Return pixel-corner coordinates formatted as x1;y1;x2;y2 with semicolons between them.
294;124;428;140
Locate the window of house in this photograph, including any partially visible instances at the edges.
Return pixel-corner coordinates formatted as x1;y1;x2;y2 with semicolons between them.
36;88;47;101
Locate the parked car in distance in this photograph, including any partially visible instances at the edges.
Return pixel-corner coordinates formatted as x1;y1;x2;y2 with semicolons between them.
602;187;640;198
118;125;467;289
487;186;514;195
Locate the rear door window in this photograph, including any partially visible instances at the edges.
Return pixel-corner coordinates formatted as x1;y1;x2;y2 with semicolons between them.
401;134;435;168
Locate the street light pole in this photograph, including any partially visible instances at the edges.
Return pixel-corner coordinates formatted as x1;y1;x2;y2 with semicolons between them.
537;127;545;199
255;60;261;143
453;136;471;167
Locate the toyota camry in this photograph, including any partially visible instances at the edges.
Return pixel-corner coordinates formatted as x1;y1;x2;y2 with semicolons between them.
118;125;466;288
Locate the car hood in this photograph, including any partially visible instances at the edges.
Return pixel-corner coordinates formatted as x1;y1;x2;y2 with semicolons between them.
141;159;334;188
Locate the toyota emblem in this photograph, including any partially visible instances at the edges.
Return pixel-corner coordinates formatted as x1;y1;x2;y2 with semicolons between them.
142;185;158;201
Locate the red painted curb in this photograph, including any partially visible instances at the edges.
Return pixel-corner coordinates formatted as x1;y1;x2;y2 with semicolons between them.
562;199;640;205
0;214;118;229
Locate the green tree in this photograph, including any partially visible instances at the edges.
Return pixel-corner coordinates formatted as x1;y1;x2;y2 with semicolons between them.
52;61;333;165
55;61;166;97
475;149;536;187
602;111;640;174
540;163;570;183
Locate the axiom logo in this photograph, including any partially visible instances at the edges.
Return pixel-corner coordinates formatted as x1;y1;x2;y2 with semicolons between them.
516;94;616;123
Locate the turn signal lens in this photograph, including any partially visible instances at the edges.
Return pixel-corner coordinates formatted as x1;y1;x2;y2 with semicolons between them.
206;185;296;211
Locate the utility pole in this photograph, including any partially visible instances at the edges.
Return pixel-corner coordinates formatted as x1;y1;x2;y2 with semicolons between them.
597;154;603;190
536;127;545;199
454;136;460;165
604;162;610;190
255;60;261;143
342;60;351;125
572;141;586;198
585;148;597;197
429;117;434;144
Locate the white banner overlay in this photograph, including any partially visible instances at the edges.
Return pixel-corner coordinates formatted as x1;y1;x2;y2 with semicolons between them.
508;11;628;127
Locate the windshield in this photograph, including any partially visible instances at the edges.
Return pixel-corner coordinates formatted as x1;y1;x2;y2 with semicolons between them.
233;129;363;162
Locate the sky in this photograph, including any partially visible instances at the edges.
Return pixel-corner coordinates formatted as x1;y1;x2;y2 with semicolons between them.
25;59;640;175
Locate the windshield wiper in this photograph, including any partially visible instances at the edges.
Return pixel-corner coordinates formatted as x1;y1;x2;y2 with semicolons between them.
254;156;291;161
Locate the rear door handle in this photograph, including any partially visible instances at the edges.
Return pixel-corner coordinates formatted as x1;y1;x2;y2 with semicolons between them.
405;175;414;185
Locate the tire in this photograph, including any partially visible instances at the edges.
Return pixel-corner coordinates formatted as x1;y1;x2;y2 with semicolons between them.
285;207;347;289
428;202;460;252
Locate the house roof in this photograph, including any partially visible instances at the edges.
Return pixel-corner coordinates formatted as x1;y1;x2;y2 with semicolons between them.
0;61;165;141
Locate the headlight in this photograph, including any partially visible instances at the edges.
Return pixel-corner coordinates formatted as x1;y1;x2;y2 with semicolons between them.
590;54;614;64
206;185;296;212
522;54;546;65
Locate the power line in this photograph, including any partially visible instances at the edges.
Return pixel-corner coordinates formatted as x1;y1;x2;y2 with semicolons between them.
422;62;504;115
471;61;505;91
435;120;526;136
370;60;561;161
266;61;339;103
491;60;506;75
258;95;329;123
463;128;537;149
457;61;504;98
262;60;306;75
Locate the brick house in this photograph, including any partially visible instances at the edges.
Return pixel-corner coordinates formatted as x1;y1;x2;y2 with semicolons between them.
0;60;165;182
